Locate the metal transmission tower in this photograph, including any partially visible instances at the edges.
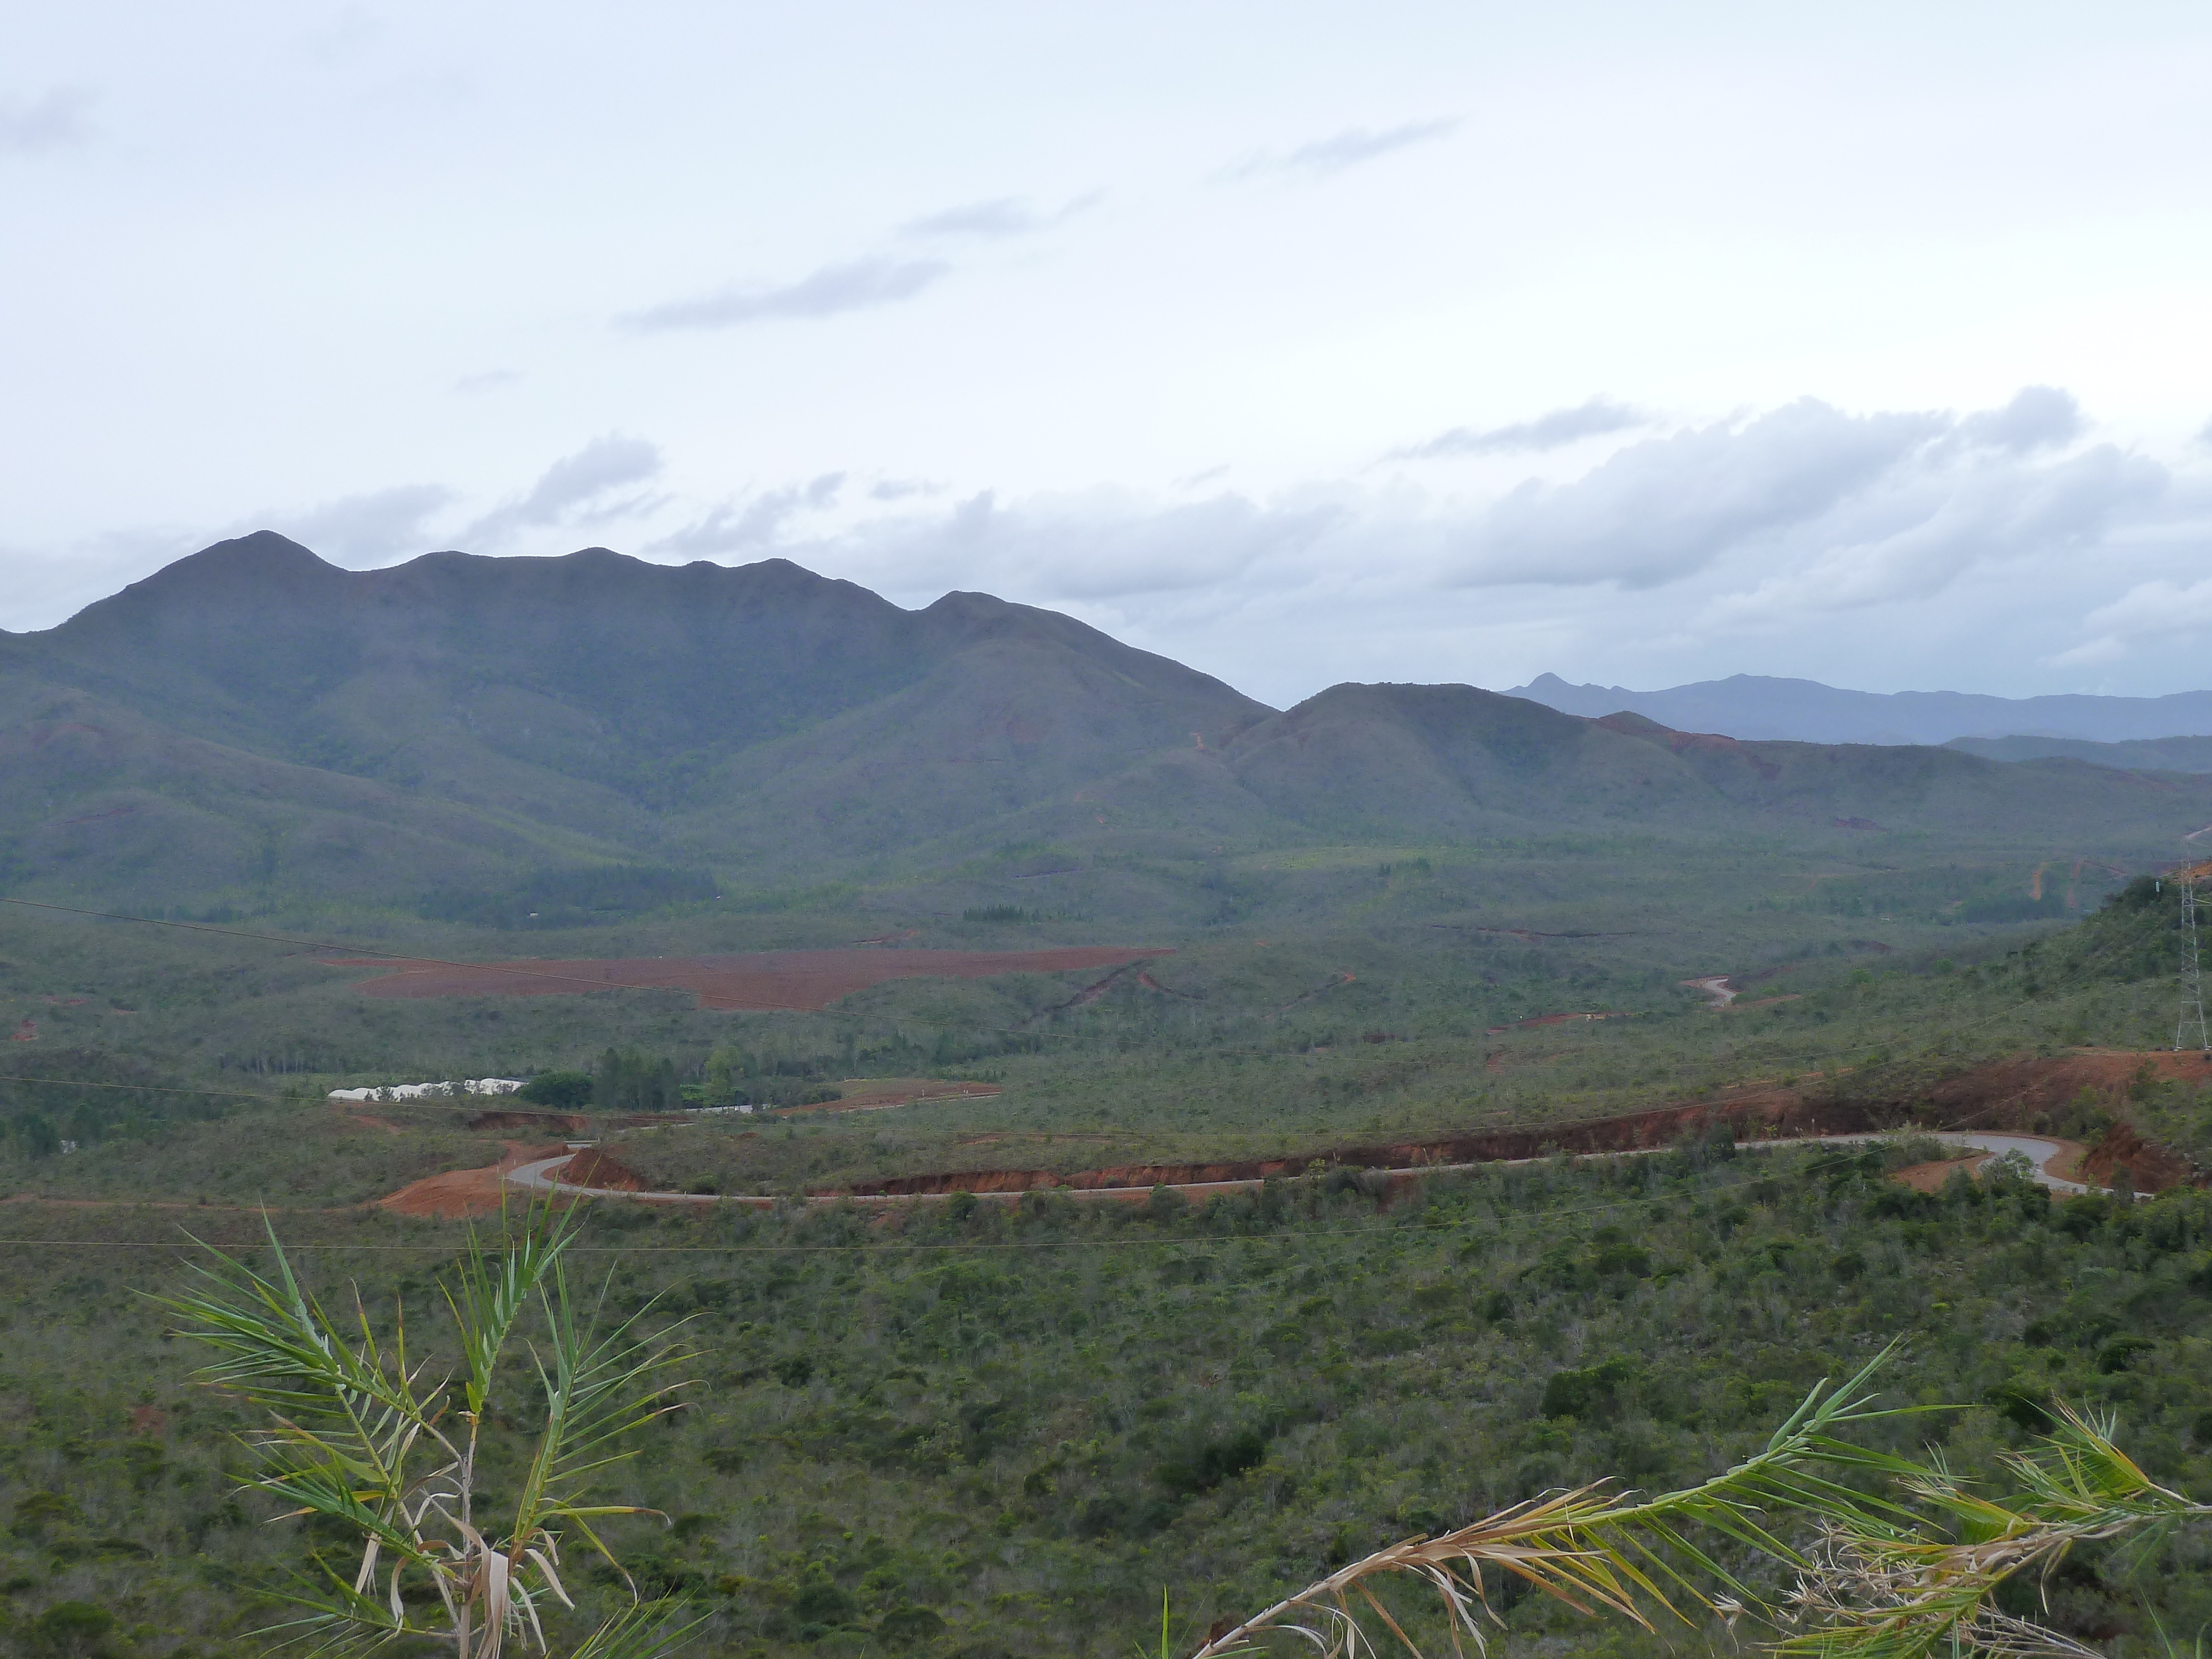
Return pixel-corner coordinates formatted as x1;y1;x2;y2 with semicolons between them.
2179;870;2210;1054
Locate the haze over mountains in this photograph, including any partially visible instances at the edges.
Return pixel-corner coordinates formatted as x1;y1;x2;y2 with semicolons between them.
1510;671;2212;749
7;531;2212;914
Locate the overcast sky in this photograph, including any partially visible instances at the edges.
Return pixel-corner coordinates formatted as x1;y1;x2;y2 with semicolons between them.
6;2;2212;708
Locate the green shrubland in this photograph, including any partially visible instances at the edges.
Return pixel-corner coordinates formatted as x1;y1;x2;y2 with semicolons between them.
0;1139;2206;1656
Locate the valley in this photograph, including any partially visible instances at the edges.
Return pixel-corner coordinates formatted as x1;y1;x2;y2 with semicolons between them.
0;539;2209;1659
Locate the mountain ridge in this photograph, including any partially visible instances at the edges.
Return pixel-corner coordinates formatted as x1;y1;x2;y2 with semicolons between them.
7;533;2212;912
1509;670;2212;747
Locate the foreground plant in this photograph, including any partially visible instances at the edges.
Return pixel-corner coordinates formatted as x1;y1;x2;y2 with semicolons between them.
1194;1353;2207;1659
1192;1350;1919;1658
1778;1403;2212;1659
163;1207;696;1659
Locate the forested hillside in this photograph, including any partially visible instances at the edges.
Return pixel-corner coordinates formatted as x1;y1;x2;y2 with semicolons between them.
8;536;2212;915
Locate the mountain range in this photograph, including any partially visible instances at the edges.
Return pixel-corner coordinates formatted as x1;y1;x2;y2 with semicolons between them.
1507;671;2212;748
6;532;2212;913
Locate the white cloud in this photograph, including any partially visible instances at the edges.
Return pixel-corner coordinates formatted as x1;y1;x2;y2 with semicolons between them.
1707;442;2164;628
1225;119;1459;181
1957;385;2080;453
619;257;950;332
0;86;93;154
463;435;664;546
2056;575;2212;666
1447;399;1946;588
260;483;457;565
1390;398;1651;460
648;473;845;557
899;192;1100;239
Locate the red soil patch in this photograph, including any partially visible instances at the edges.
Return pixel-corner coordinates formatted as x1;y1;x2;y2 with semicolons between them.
834;1085;1875;1199
829;1051;2205;1202
379;1141;572;1220
781;1078;1001;1117
1927;1048;2211;1191
324;947;1172;1011
560;1149;645;1191
1893;1155;1989;1193
128;1405;166;1436
2080;1119;2193;1192
1484;1011;1616;1035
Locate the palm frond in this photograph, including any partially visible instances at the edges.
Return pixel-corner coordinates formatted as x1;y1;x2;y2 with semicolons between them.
1194;1345;1922;1659
1775;1404;2211;1659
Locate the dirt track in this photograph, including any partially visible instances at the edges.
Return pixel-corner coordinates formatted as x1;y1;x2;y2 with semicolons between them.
322;947;1172;1012
476;1050;2205;1213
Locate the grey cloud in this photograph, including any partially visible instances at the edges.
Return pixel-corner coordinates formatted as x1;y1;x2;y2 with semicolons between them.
262;484;457;564
1227;119;1458;181
465;435;663;545
619;257;949;332
899;192;1100;239
1706;442;2166;629
648;473;846;557
1392;398;1650;460
0;86;94;154
1958;385;2079;452
828;488;1343;606
453;369;523;394
1451;399;1945;588
868;477;941;502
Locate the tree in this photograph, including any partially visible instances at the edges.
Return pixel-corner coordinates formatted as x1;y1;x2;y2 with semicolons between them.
520;1071;596;1110
162;1208;697;1659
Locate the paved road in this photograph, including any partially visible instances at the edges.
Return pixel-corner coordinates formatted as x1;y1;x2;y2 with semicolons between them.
503;1127;2094;1206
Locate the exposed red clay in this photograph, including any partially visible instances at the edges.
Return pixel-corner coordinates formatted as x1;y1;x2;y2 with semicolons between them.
379;1142;573;1220
323;947;1172;1011
1484;1011;1617;1035
374;1050;2206;1214
560;1149;645;1191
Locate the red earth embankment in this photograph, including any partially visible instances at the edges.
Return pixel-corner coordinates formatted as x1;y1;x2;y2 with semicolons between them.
322;947;1172;1011
835;1088;1880;1198
1926;1048;2210;1192
782;1079;1001;1117
380;1141;573;1219
559;1149;645;1191
831;1051;2206;1200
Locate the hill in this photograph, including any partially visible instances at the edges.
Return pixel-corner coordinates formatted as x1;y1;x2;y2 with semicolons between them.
0;534;1267;903
8;535;2212;916
1949;732;2212;773
1510;670;2212;745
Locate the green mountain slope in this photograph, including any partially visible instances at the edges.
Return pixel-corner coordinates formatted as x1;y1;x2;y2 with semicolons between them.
7;536;2211;915
1063;683;2212;857
1949;732;2212;773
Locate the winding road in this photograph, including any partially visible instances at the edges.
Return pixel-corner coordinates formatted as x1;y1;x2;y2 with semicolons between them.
502;1128;2093;1208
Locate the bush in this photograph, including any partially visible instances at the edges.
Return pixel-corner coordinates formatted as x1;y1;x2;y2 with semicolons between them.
879;1606;948;1646
518;1070;593;1109
24;1601;114;1658
1541;1357;1637;1421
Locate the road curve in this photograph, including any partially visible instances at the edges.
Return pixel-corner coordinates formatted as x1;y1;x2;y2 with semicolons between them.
502;1128;2094;1207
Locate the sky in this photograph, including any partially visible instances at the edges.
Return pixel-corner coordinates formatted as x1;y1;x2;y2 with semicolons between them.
6;2;2212;709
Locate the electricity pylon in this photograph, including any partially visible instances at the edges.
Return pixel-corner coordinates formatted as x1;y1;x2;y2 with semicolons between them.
2179;869;2210;1054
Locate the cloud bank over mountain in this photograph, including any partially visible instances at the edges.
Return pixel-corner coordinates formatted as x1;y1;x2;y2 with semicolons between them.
19;385;2209;711
11;7;2212;708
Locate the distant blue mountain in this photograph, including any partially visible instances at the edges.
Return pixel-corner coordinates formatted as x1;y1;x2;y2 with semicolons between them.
1506;672;2212;747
